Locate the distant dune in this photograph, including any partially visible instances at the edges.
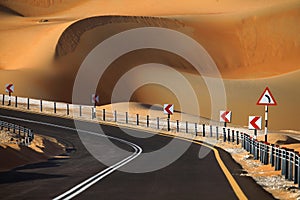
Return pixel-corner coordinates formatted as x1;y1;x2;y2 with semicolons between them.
0;0;299;131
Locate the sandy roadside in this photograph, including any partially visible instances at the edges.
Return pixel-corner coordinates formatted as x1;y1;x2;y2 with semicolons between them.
0;132;66;172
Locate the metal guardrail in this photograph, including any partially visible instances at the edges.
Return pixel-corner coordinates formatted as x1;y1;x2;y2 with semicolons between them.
0;120;34;146
240;133;300;187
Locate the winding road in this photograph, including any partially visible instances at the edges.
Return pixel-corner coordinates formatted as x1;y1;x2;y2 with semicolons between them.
0;107;274;199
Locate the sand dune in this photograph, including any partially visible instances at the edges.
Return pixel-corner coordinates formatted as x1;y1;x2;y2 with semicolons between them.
0;0;299;132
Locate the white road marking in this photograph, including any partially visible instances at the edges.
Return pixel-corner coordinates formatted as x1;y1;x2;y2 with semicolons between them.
0;114;142;199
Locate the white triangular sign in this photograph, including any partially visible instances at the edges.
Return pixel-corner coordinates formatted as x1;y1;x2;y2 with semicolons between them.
257;87;277;106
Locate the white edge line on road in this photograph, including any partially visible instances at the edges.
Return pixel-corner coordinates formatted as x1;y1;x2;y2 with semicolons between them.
0;114;142;200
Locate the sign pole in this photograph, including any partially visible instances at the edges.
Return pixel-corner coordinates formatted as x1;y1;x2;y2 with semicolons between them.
8;91;11;106
264;105;268;142
256;87;277;143
167;113;170;131
254;129;257;140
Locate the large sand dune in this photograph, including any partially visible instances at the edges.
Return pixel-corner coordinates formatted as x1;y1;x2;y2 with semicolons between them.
0;0;299;131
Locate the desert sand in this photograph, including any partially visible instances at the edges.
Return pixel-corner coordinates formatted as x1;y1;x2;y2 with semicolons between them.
0;0;299;133
0;133;65;172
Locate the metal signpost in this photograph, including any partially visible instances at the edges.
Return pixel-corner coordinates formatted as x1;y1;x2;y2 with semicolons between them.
256;87;277;142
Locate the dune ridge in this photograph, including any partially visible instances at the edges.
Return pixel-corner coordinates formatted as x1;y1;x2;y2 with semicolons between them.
56;16;184;57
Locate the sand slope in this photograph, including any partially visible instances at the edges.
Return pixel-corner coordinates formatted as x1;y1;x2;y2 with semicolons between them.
0;134;65;172
0;0;299;131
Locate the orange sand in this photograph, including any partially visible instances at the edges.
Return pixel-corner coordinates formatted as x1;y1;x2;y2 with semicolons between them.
0;0;299;131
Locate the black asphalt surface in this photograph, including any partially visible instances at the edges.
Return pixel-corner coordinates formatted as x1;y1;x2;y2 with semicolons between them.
0;107;275;200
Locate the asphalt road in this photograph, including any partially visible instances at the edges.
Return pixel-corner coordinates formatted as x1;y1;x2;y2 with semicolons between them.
0;107;275;200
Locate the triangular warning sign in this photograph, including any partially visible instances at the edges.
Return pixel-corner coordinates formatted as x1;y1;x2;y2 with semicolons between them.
257;87;277;106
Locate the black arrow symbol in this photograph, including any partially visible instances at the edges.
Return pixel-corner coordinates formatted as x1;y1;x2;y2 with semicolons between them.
265;94;271;103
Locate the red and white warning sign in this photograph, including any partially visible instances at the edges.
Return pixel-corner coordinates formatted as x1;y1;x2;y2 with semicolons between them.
5;84;14;93
257;87;277;106
92;94;99;104
164;104;174;115
248;116;262;130
220;111;232;123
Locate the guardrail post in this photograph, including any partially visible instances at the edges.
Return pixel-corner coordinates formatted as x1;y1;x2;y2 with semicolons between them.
227;129;231;142
275;147;279;170
15;96;18;107
298;153;300;188
40;99;43;112
91;107;95;119
298;154;300;187
114;110;117;122
67;104;70;115
186;121;188;133
103;109;105;121
261;143;265;163
270;144;275;167
202;124;205;137
54;102;57;113
255;141;259;160
295;152;299;184
126;112;128;124
195;123;197;136
176;120;179;132
288;150;294;181
259;142;262;161
79;105;82;117
210;125;213;137
27;98;30;109
264;143;269;165
281;149;286;175
236;131;239;145
223;127;226;142
250;137;254;154
157;117;159;129
246;134;249;151
260;142;263;162
241;133;244;148
2;94;4;105
232;130;235;143
216;126;219;140
282;148;287;178
147;115;149;127
136;114;139;125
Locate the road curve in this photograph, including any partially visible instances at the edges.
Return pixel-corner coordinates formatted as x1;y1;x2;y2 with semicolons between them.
0;108;275;200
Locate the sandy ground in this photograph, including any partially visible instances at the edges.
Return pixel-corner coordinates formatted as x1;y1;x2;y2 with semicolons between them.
0;131;65;172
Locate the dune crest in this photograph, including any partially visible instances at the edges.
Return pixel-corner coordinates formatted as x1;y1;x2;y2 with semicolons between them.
56;16;184;57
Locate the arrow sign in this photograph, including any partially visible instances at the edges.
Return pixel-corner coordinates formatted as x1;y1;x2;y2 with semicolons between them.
92;94;99;104
248;116;262;130
257;87;277;106
164;104;174;115
220;111;232;123
5;84;14;93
